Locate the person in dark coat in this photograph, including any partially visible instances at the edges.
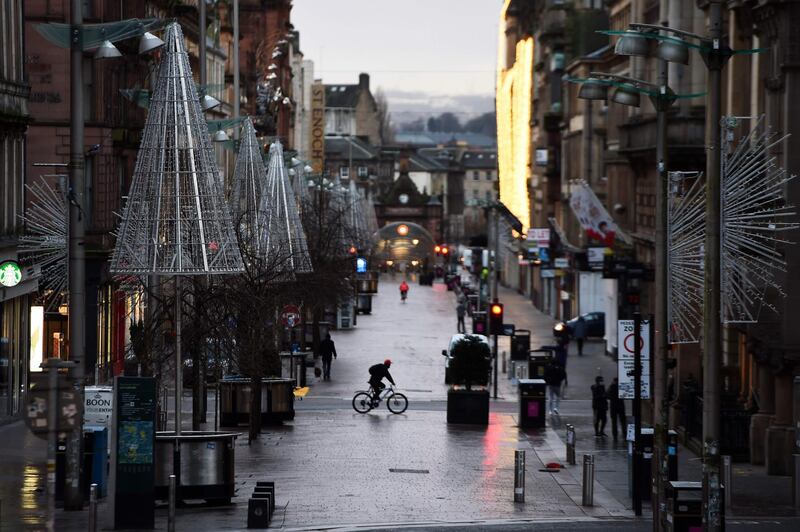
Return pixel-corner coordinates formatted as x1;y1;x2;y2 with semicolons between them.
544;360;566;415
607;377;627;441
573;316;587;356
456;300;466;333
319;333;337;381
591;375;608;438
368;359;395;403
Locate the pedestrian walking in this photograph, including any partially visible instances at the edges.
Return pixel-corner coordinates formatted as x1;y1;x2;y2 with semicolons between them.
607;377;627;441
554;336;569;388
591;375;608;438
456;300;466;333
573;316;587;356
544;359;566;415
319;333;337;381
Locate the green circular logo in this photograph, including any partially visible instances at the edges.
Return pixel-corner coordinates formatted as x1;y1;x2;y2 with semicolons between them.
0;260;22;288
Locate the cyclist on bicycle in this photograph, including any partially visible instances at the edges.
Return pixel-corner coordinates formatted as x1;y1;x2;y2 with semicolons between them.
399;281;409;301
368;359;395;404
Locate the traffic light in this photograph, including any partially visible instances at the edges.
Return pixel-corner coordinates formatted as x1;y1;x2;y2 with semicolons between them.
441;246;449;256
434;245;441;255
489;302;504;333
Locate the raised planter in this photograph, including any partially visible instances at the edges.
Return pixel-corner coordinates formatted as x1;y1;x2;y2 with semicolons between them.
154;431;239;503
447;389;490;425
219;378;294;427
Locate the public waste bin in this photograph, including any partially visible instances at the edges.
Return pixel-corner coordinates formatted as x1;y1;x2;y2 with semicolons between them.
518;379;547;428
665;481;703;532
511;329;531;360
528;349;553;380
356;293;373;314
83;427;108;498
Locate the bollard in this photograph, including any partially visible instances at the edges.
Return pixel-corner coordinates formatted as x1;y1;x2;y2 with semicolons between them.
566;424;576;465
793;454;800;511
514;450;525;503
168;474;176;532
502;351;507;374
88;484;98;532
722;455;732;513
582;454;595;507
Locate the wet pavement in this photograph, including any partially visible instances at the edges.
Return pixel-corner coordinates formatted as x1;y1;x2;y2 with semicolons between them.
1;273;797;530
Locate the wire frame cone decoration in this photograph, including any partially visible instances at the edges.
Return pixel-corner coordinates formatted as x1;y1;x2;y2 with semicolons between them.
261;141;313;277
721;115;799;323
667;171;705;344
230;117;269;254
327;177;354;256
290;161;311;207
18;177;67;311
347;180;372;251
110;22;243;276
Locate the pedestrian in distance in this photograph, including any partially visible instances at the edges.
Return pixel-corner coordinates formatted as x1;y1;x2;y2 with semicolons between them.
554;336;569;389
319;333;337;381
573;316;587;356
456;300;466;333
544;359;566;415
607;377;627;441
591;375;608;438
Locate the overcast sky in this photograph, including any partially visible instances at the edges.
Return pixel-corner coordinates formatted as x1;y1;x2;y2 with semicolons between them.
291;0;502;121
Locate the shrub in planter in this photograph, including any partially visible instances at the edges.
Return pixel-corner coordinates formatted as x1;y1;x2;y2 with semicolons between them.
447;335;491;425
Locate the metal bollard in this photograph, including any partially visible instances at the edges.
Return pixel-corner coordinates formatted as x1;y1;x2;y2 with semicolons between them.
722;455;732;513
793;454;800;510
582;454;595;507
514;450;525;503
566;424;576;465
88;484;98;532
502;351;507;374
168;474;176;532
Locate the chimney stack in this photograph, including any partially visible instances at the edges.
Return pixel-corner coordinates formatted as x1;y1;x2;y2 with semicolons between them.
359;73;370;90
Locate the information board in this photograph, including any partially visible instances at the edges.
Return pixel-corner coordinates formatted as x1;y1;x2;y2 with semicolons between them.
113;376;156;529
84;386;113;428
617;320;651;399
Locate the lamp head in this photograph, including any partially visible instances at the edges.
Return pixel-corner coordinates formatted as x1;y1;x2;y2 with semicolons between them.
657;38;690;65
201;94;221;111
94;40;122;59
614;33;651;57
138;31;165;54
213;129;229;142
578;79;608;100
611;86;641;107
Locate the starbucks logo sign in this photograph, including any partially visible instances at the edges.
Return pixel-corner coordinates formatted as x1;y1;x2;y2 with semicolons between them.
0;260;22;288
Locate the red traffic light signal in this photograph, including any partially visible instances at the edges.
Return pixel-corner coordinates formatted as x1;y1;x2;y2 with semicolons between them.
434;245;441;255
441;246;449;255
348;246;357;255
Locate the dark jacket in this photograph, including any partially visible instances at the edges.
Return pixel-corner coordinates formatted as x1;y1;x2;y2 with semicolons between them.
544;363;566;387
319;338;337;359
591;383;608;411
369;363;395;385
607;382;625;414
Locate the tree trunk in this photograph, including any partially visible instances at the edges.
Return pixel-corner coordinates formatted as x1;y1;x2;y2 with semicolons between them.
192;345;201;431
249;374;262;441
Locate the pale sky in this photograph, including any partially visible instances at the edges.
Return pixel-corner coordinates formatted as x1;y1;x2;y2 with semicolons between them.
291;0;503;120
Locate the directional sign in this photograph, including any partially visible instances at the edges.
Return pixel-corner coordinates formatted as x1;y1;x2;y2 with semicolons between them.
502;324;516;336
617;319;651;399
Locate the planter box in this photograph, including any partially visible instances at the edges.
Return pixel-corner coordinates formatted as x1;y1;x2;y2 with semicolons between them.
447;389;489;425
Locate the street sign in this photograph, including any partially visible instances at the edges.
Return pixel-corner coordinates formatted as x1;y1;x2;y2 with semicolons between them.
502;324;516;336
280;304;302;328
617;319;651;399
554;257;569;269
25;372;80;437
84;386;113;428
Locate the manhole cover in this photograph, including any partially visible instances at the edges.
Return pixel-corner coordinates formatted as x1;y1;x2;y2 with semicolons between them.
389;468;430;474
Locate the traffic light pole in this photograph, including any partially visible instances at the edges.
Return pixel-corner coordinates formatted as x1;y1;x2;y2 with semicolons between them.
491;209;500;399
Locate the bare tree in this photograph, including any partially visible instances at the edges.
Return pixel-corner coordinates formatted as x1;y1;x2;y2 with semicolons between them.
374;88;395;145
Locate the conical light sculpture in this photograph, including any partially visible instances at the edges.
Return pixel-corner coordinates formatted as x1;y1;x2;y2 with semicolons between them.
261;141;313;276
230;117;269;254
109;23;243;436
110;22;242;275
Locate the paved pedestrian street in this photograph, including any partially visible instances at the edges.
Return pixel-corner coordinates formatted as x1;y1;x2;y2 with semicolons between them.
2;276;798;531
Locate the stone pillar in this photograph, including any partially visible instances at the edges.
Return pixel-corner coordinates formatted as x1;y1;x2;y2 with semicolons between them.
766;373;795;475
750;362;775;464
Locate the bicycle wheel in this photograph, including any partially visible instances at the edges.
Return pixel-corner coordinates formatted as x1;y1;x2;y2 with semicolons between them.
386;392;408;414
352;392;373;413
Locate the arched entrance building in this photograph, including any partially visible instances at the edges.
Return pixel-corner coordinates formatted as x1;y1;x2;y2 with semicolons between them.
373;222;437;268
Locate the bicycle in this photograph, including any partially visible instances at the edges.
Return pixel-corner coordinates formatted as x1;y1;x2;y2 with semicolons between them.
352;384;408;414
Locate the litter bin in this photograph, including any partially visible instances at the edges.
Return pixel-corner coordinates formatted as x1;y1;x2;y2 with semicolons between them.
511;329;531;361
83;427;108;498
528;349;553;380
280;351;309;387
518;379;547;428
628;426;654;501
357;293;373;314
665;481;703;532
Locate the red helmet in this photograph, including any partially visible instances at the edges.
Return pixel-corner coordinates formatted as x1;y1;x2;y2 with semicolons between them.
384;359;392;367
